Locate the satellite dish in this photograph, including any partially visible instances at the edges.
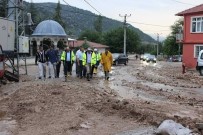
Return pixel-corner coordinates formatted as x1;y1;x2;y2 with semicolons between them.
27;13;34;26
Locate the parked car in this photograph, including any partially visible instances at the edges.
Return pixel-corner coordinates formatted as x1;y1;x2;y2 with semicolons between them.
146;55;157;63
196;50;203;76
112;53;128;65
168;55;182;62
172;56;179;62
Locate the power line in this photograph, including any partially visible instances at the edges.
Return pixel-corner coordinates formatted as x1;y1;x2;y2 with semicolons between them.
62;0;70;6
83;0;102;16
168;0;195;6
128;21;170;27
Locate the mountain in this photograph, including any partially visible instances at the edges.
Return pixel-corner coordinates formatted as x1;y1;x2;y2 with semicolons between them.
25;2;156;43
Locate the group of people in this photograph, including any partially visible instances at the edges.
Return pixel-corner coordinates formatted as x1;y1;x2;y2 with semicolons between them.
35;44;113;81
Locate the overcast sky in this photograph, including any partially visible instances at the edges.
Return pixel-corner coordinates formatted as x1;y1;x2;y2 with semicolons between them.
26;0;202;40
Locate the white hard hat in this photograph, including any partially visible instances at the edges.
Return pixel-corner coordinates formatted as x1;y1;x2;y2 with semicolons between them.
94;48;98;51
87;48;92;51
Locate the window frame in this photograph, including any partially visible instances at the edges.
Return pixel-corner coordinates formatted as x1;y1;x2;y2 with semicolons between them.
191;16;203;33
194;44;203;58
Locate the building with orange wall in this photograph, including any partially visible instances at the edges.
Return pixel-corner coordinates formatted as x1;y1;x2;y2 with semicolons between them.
176;4;203;69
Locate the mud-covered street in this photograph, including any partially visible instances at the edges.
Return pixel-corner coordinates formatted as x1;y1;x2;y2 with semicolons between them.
0;57;203;135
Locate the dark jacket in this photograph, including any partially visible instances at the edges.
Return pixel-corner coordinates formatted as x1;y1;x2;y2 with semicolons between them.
46;49;58;64
35;50;47;64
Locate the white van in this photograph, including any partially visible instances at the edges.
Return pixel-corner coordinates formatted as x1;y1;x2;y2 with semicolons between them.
196;50;203;75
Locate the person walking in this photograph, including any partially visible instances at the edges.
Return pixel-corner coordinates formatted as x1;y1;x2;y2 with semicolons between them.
46;45;58;78
61;47;75;81
101;48;113;80
69;47;75;75
135;54;138;60
83;48;96;81
56;47;63;78
76;46;84;78
91;48;101;75
35;46;47;79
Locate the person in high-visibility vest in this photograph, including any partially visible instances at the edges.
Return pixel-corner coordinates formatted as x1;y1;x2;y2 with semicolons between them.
61;47;75;81
91;48;101;74
82;48;96;81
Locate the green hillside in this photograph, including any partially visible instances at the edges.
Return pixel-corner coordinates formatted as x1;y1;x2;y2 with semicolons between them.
25;2;155;43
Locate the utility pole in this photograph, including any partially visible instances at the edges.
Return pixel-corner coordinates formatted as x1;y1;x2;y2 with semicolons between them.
7;0;24;77
155;33;161;56
119;14;131;56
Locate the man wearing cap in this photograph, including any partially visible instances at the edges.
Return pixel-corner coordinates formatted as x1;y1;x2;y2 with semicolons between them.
101;48;113;80
83;47;96;81
91;48;101;75
61;47;75;81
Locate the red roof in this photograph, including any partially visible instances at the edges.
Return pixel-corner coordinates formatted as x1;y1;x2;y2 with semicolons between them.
68;40;109;48
176;4;203;16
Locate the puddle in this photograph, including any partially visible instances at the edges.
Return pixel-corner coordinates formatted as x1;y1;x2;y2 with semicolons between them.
0;118;16;135
99;79;166;102
97;66;167;102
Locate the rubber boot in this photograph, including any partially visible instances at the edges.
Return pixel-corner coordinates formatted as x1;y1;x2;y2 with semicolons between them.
87;73;90;81
106;71;109;80
65;76;67;82
104;71;107;80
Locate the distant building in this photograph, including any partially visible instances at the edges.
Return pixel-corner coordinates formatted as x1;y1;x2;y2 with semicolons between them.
68;40;109;53
176;4;203;69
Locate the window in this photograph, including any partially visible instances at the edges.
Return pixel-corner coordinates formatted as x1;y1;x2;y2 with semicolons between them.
191;17;203;33
194;45;203;58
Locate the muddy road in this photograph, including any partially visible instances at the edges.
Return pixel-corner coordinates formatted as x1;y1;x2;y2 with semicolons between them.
0;57;203;135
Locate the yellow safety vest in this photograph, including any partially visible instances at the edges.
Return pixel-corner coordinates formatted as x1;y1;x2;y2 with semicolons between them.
61;51;75;63
82;52;96;66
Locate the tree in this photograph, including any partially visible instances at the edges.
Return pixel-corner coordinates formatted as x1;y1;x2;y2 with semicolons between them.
29;0;41;24
163;35;179;56
171;18;184;35
103;27;140;53
94;15;103;33
53;0;66;29
78;30;102;43
163;18;183;56
0;0;7;17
